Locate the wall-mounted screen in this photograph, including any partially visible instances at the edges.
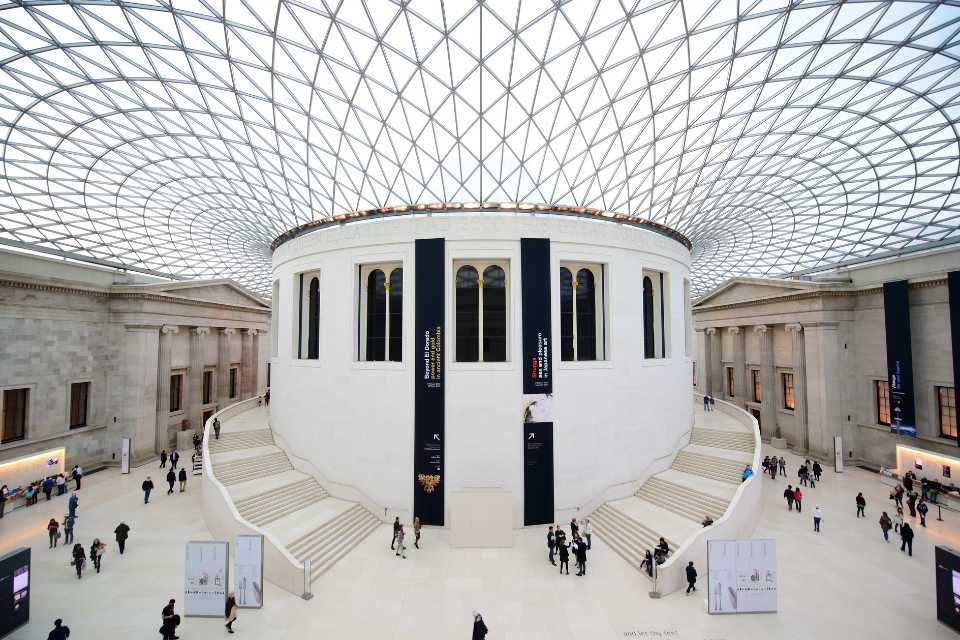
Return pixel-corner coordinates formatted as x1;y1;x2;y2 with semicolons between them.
0;547;30;638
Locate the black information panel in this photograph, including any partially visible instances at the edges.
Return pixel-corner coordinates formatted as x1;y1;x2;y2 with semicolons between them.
524;422;554;526
0;547;30;639
883;280;917;437
936;545;960;633
949;271;960;446
521;238;553;395
414;238;445;526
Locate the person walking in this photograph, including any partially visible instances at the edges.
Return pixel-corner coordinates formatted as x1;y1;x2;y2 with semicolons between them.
703;395;709;411
47;518;61;548
395;524;407;559
67;492;78;519
892;484;904;508
784;485;795;511
161;599;179;640
159;449;168;468
56;473;66;496
72;465;83;490
640;550;654;577
43;476;54;501
225;591;238;634
71;543;85;579
798;465;808;487
794;486;803;513
170;450;179;470
813;506;823;532
812;461;822;482
472;612;488;640
685;561;698;594
47;619;70;640
855;492;866;518
558;537;570;575
166;469;176;495
390;516;400;550
570;517;579;538
584;518;593;549
900;521;915;557
213;417;221;440
907;490;919;517
547;526;556;565
413;516;422;549
918;499;929;527
90;538;105;573
142;477;154;504
894;506;904;533
63;514;74;545
778;456;786;476
264;389;271;406
879;512;893;543
114;522;130;555
178;467;187;493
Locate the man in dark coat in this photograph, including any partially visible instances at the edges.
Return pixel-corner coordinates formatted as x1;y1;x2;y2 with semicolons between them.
166;469;176;495
472;613;488;640
907;490;919;517
812;461;822;481
142;477;154;504
47;619;70;640
784;485;795;511
575;538;588;576
558;539;570;574
159;449;167;468
114;522;130;554
900;522;915;556
391;517;400;550
547;526;556;565
161;599;178;640
170;450;179;470
685;561;698;594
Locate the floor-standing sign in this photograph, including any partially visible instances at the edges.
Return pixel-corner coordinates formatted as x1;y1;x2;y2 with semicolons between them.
0;547;30;638
234;535;263;609
120;438;130;474
834;436;844;473
414;238;445;526
948;271;960;447
883;280;917;437
707;539;778;614
520;238;555;525
184;541;228;617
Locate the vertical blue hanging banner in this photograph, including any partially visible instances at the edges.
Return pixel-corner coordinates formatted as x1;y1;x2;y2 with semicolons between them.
948;271;960;446
883;280;916;437
414;238;445;525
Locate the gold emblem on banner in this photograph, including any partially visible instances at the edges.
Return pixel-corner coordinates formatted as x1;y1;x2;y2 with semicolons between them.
417;473;441;493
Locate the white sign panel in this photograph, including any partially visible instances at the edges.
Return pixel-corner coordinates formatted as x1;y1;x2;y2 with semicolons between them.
120;438;130;474
834;436;844;473
234;535;263;609
707;539;777;614
184;541;228;617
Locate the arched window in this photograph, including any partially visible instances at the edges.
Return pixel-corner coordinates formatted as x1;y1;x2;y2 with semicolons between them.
643;276;655;358
482;265;506;361
576;268;596;361
307;276;320;359
388;268;403;361
455;265;480;362
560;262;605;361
366;269;386;361
560;267;574;361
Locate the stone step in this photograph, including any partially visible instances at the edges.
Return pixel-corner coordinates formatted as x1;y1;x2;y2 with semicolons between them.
672;450;744;484
236;478;330;527
636;477;729;522
209;430;274;452
690;428;754;452
589;502;676;577
214;451;292;485
287;505;382;580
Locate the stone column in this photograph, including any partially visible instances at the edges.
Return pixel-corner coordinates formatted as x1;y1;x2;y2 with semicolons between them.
188;327;210;433
703;328;715;395
755;324;778;439
241;329;258;399
730;326;746;408
804;322;842;459
121;325;160;463
786;323;809;453
155;325;179;453
709;327;723;398
217;328;235;407
250;330;261;396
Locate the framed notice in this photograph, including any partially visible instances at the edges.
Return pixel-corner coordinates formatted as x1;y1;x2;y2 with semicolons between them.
184;541;228;617
707;539;777;614
234;535;263;609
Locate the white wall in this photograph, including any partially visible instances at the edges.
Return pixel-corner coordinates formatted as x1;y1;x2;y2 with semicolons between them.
270;211;692;525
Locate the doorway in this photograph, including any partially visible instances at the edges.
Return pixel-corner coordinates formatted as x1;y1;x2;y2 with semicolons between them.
751;408;762;433
202;409;214;429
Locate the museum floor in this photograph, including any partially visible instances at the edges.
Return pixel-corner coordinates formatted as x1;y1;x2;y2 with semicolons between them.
1;435;956;639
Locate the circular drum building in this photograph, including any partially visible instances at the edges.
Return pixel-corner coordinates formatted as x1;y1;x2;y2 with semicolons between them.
268;203;694;528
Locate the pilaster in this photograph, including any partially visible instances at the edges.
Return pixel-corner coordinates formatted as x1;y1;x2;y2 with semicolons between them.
188;326;210;434
241;328;258;399
217;328;235;407
155;324;179;453
786;323;809;453
709;327;723;398
755;324;777;439
730;326;746;408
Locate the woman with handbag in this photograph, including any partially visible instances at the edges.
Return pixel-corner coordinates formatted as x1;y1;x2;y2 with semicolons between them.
90;538;106;573
71;543;85;579
225;591;238;634
47;518;60;548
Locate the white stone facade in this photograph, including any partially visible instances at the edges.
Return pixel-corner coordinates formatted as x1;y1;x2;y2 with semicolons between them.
0;249;270;468
693;246;958;468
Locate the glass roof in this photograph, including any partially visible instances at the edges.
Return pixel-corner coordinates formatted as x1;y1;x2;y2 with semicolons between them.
1;0;959;296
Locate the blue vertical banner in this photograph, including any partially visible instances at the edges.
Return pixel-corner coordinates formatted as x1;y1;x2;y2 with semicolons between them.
414;238;445;525
883;280;916;437
948;271;960;446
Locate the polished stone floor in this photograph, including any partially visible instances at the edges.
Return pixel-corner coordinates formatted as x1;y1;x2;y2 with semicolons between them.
1;442;955;640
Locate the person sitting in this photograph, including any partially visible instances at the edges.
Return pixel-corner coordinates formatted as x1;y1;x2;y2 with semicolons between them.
742;465;754;482
701;515;714;527
657;537;669;557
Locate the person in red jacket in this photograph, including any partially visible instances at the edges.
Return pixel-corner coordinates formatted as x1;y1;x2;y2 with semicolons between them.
794;486;803;513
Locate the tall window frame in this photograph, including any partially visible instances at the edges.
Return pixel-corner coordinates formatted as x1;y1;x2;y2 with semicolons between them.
69;381;90;429
726;367;735;398
642;268;669;359
169;374;183;413
876;380;890;426
782;372;795;410
202;370;213;405
296;270;321;360
751;369;762;403
937;386;956;439
229;367;238;399
2;387;29;444
560;261;606;362
454;260;509;363
358;262;403;362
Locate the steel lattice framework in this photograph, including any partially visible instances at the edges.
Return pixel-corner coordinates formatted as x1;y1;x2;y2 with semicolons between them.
1;0;959;295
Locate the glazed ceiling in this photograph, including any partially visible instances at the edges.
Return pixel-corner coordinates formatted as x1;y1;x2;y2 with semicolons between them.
1;0;959;296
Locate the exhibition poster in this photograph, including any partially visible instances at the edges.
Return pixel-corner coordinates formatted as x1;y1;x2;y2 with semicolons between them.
234;535;263;609
707;539;777;614
0;547;31;638
184;541;228;617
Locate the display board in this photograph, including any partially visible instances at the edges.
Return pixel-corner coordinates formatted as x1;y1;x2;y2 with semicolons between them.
234;535;263;609
413;238;445;526
936;545;960;633
523;417;554;526
0;548;30;639
520;238;552;395
184;541;228;617
707;539;777;614
948;271;960;447
883;280;917;437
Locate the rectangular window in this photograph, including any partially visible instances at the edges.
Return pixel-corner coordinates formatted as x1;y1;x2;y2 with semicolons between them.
455;261;509;362
726;367;735;397
266;362;271;388
359;263;403;361
938;386;957;439
169;375;182;413
2;388;28;443
876;380;890;426
782;373;795;410
229;368;238;399
642;268;669;359
692;361;697;387
752;370;761;403
69;382;89;429
202;371;213;405
560;262;605;361
297;270;321;360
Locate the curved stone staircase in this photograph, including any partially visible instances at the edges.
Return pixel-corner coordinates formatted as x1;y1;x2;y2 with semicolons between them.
208;407;381;583
590;414;755;579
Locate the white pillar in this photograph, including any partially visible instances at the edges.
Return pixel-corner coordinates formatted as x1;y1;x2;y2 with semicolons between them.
155;325;179;453
709;327;723;398
241;329;258;399
754;324;777;439
730;326;746;408
786;323;808;452
703;327;716;395
188;327;210;433
217;328;235;407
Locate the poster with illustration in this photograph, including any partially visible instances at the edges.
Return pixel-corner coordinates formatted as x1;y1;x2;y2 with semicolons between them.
184;541;228;617
707;539;777;614
234;535;263;608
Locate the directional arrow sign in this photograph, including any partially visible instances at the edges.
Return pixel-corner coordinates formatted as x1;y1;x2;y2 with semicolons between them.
433;434;440;441
528;432;535;440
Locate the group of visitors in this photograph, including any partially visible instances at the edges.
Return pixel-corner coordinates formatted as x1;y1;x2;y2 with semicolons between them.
390;516;423;559
762;455;788;478
639;536;671;577
547;518;591;576
0;465;83;516
702;395;716;411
